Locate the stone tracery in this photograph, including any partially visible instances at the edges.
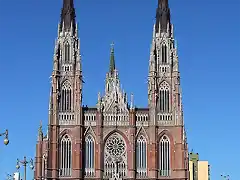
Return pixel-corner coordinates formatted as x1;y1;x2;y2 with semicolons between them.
104;133;127;179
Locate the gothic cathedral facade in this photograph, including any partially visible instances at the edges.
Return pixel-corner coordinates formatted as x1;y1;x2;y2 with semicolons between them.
34;0;189;179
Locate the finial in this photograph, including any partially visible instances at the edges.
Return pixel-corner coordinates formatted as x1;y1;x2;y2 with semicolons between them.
98;92;101;102
130;93;134;109
39;120;42;132
153;24;156;38
97;92;103;111
38;120;43;140
111;42;114;53
124;92;127;103
175;40;177;49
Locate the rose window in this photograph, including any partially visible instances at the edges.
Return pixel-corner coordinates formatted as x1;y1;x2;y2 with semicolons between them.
105;134;125;157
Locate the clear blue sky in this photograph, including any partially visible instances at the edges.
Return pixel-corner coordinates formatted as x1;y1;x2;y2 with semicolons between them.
0;0;239;179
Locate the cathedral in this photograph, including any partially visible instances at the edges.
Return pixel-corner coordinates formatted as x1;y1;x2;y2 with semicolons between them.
34;0;189;179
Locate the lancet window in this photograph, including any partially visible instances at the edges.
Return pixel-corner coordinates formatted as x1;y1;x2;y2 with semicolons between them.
84;135;95;177
159;136;170;176
136;136;147;177
64;42;70;63
59;134;72;177
162;44;167;64
60;80;72;112
159;81;170;112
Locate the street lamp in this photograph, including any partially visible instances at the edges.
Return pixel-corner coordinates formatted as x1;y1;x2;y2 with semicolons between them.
16;156;34;180
0;129;9;145
221;174;230;180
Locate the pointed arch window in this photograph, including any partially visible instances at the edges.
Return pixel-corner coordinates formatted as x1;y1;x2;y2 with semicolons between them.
136;136;147;177
104;133;127;179
159;136;170;176
64;42;70;63
162;44;167;64
159;81;170;112
60;80;72;112
59;134;72;177
84;135;95;177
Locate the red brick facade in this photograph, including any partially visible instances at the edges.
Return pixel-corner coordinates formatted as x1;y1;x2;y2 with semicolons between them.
34;0;189;179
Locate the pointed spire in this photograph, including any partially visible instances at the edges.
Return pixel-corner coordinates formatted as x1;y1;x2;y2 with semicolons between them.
60;0;76;32
38;120;43;141
155;0;171;33
109;42;115;74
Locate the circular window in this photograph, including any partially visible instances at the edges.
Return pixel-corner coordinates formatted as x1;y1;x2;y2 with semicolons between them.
105;134;125;157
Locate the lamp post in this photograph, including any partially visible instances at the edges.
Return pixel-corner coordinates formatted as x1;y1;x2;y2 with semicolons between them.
16;156;34;180
221;174;230;180
0;129;9;145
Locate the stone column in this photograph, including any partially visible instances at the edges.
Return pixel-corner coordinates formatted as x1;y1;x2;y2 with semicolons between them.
128;108;136;179
73;73;84;179
35;141;42;179
95;111;103;178
50;74;59;180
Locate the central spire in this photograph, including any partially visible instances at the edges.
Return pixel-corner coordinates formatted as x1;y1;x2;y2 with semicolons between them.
155;0;171;33
109;42;115;75
60;0;76;32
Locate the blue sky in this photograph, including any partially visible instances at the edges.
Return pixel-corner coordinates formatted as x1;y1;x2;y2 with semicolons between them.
0;0;239;179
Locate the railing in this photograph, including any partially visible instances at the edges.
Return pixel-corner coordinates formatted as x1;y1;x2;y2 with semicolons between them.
59;112;75;125
159;170;171;177
59;168;72;177
84;113;96;126
157;113;172;121
84;168;95;177
82;111;180;127
136;168;147;178
136;113;148;126
157;113;174;126
103;113;129;126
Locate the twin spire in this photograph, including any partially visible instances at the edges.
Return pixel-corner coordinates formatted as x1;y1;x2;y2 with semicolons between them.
59;0;171;33
58;0;170;67
59;0;171;34
155;0;171;33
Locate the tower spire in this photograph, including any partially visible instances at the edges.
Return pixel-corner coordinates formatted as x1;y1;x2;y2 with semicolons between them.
60;0;76;32
155;0;171;33
109;42;115;75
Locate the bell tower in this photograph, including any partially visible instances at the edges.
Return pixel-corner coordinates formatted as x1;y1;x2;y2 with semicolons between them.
147;0;189;179
148;0;182;126
35;0;83;179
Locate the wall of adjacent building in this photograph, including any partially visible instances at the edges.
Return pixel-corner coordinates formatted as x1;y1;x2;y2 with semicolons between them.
189;160;209;180
198;161;209;180
189;161;194;180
